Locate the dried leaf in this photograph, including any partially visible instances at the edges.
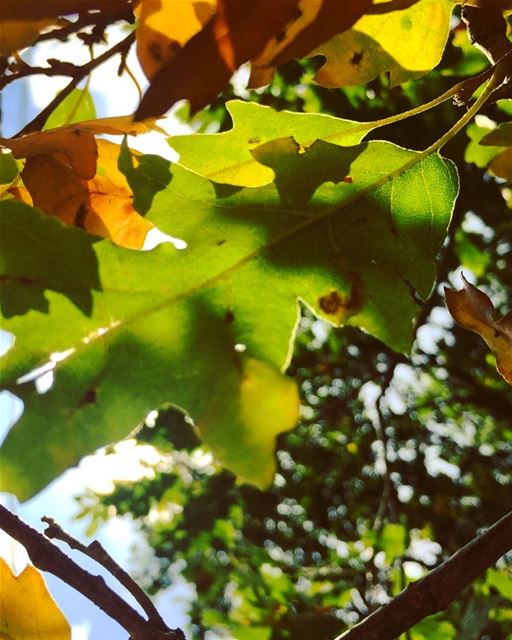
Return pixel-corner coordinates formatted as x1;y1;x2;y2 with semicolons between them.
0;18;53;55
249;0;373;87
445;276;512;385
135;0;301;118
0;557;71;640
136;0;216;79
1;128;98;180
21;140;152;249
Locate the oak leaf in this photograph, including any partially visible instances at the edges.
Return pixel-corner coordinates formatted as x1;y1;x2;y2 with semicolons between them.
249;0;373;87
0;557;71;640
0;17;54;55
445;276;512;385
136;0;217;79
0;117;162;248
20;139;153;249
135;0;302;118
308;0;454;88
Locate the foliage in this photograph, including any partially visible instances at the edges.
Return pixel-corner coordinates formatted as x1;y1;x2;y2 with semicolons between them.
0;557;71;640
0;1;512;638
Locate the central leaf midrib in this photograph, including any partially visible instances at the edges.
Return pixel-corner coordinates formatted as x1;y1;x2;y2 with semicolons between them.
4;145;446;388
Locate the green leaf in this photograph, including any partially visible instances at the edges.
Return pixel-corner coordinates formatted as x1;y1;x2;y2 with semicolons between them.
411;615;456;640
0;151;19;185
310;0;454;88
486;568;512;601
380;523;407;563
0;138;458;499
43;88;96;130
230;627;272;640
455;230;490;278
168;100;371;187
465;121;503;169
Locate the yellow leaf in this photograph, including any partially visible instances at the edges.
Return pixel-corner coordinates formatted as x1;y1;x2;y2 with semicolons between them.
445;276;512;385
136;0;217;79
198;358;300;488
0;18;53;55
309;0;453;88
249;0;373;87
76;114;167;136
135;0;302;118
0;557;71;640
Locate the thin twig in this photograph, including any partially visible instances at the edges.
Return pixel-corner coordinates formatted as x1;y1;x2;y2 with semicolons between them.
0;505;184;640
42;516;167;628
336;509;512;640
15;31;135;136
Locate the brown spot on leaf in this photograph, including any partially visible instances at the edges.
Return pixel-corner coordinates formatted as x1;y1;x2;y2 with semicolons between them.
78;388;97;407
248;137;261;145
350;50;363;65
343;175;353;184
216;239;226;246
225;310;235;323
148;41;163;62
318;278;362;323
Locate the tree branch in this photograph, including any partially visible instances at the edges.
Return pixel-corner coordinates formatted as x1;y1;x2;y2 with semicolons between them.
42;516;167;629
335;509;512;640
15;31;135;136
0;504;185;640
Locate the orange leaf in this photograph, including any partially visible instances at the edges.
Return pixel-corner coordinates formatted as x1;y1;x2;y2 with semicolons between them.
249;0;373;87
21;140;153;249
1;127;98;180
445;275;512;385
136;0;217;79
135;0;301;118
0;557;71;640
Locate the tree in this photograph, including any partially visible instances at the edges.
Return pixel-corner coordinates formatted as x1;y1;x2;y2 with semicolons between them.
0;1;511;639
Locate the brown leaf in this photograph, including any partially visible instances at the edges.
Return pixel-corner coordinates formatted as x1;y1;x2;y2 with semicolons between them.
0;0;131;20
135;0;216;79
21;140;153;249
135;0;301;119
0;17;54;55
445;275;512;385
1;127;98;180
249;0;373;87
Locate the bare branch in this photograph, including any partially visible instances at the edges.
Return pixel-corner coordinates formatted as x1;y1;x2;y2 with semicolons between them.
15;31;135;136
0;504;185;640
336;509;512;640
42;516;167;629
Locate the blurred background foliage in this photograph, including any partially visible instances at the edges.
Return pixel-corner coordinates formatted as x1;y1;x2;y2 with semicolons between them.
75;15;512;640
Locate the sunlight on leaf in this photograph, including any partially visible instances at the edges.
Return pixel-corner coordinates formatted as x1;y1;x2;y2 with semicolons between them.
0;136;457;498
310;0;454;88
136;0;216;79
20;140;153;249
169;100;372;187
0;557;71;640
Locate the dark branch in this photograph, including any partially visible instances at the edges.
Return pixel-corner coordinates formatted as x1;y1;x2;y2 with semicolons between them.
15;31;135;136
336;509;512;640
0;504;184;640
42;516;167;629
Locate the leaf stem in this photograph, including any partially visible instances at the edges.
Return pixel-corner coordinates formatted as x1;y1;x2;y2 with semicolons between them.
423;68;503;155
